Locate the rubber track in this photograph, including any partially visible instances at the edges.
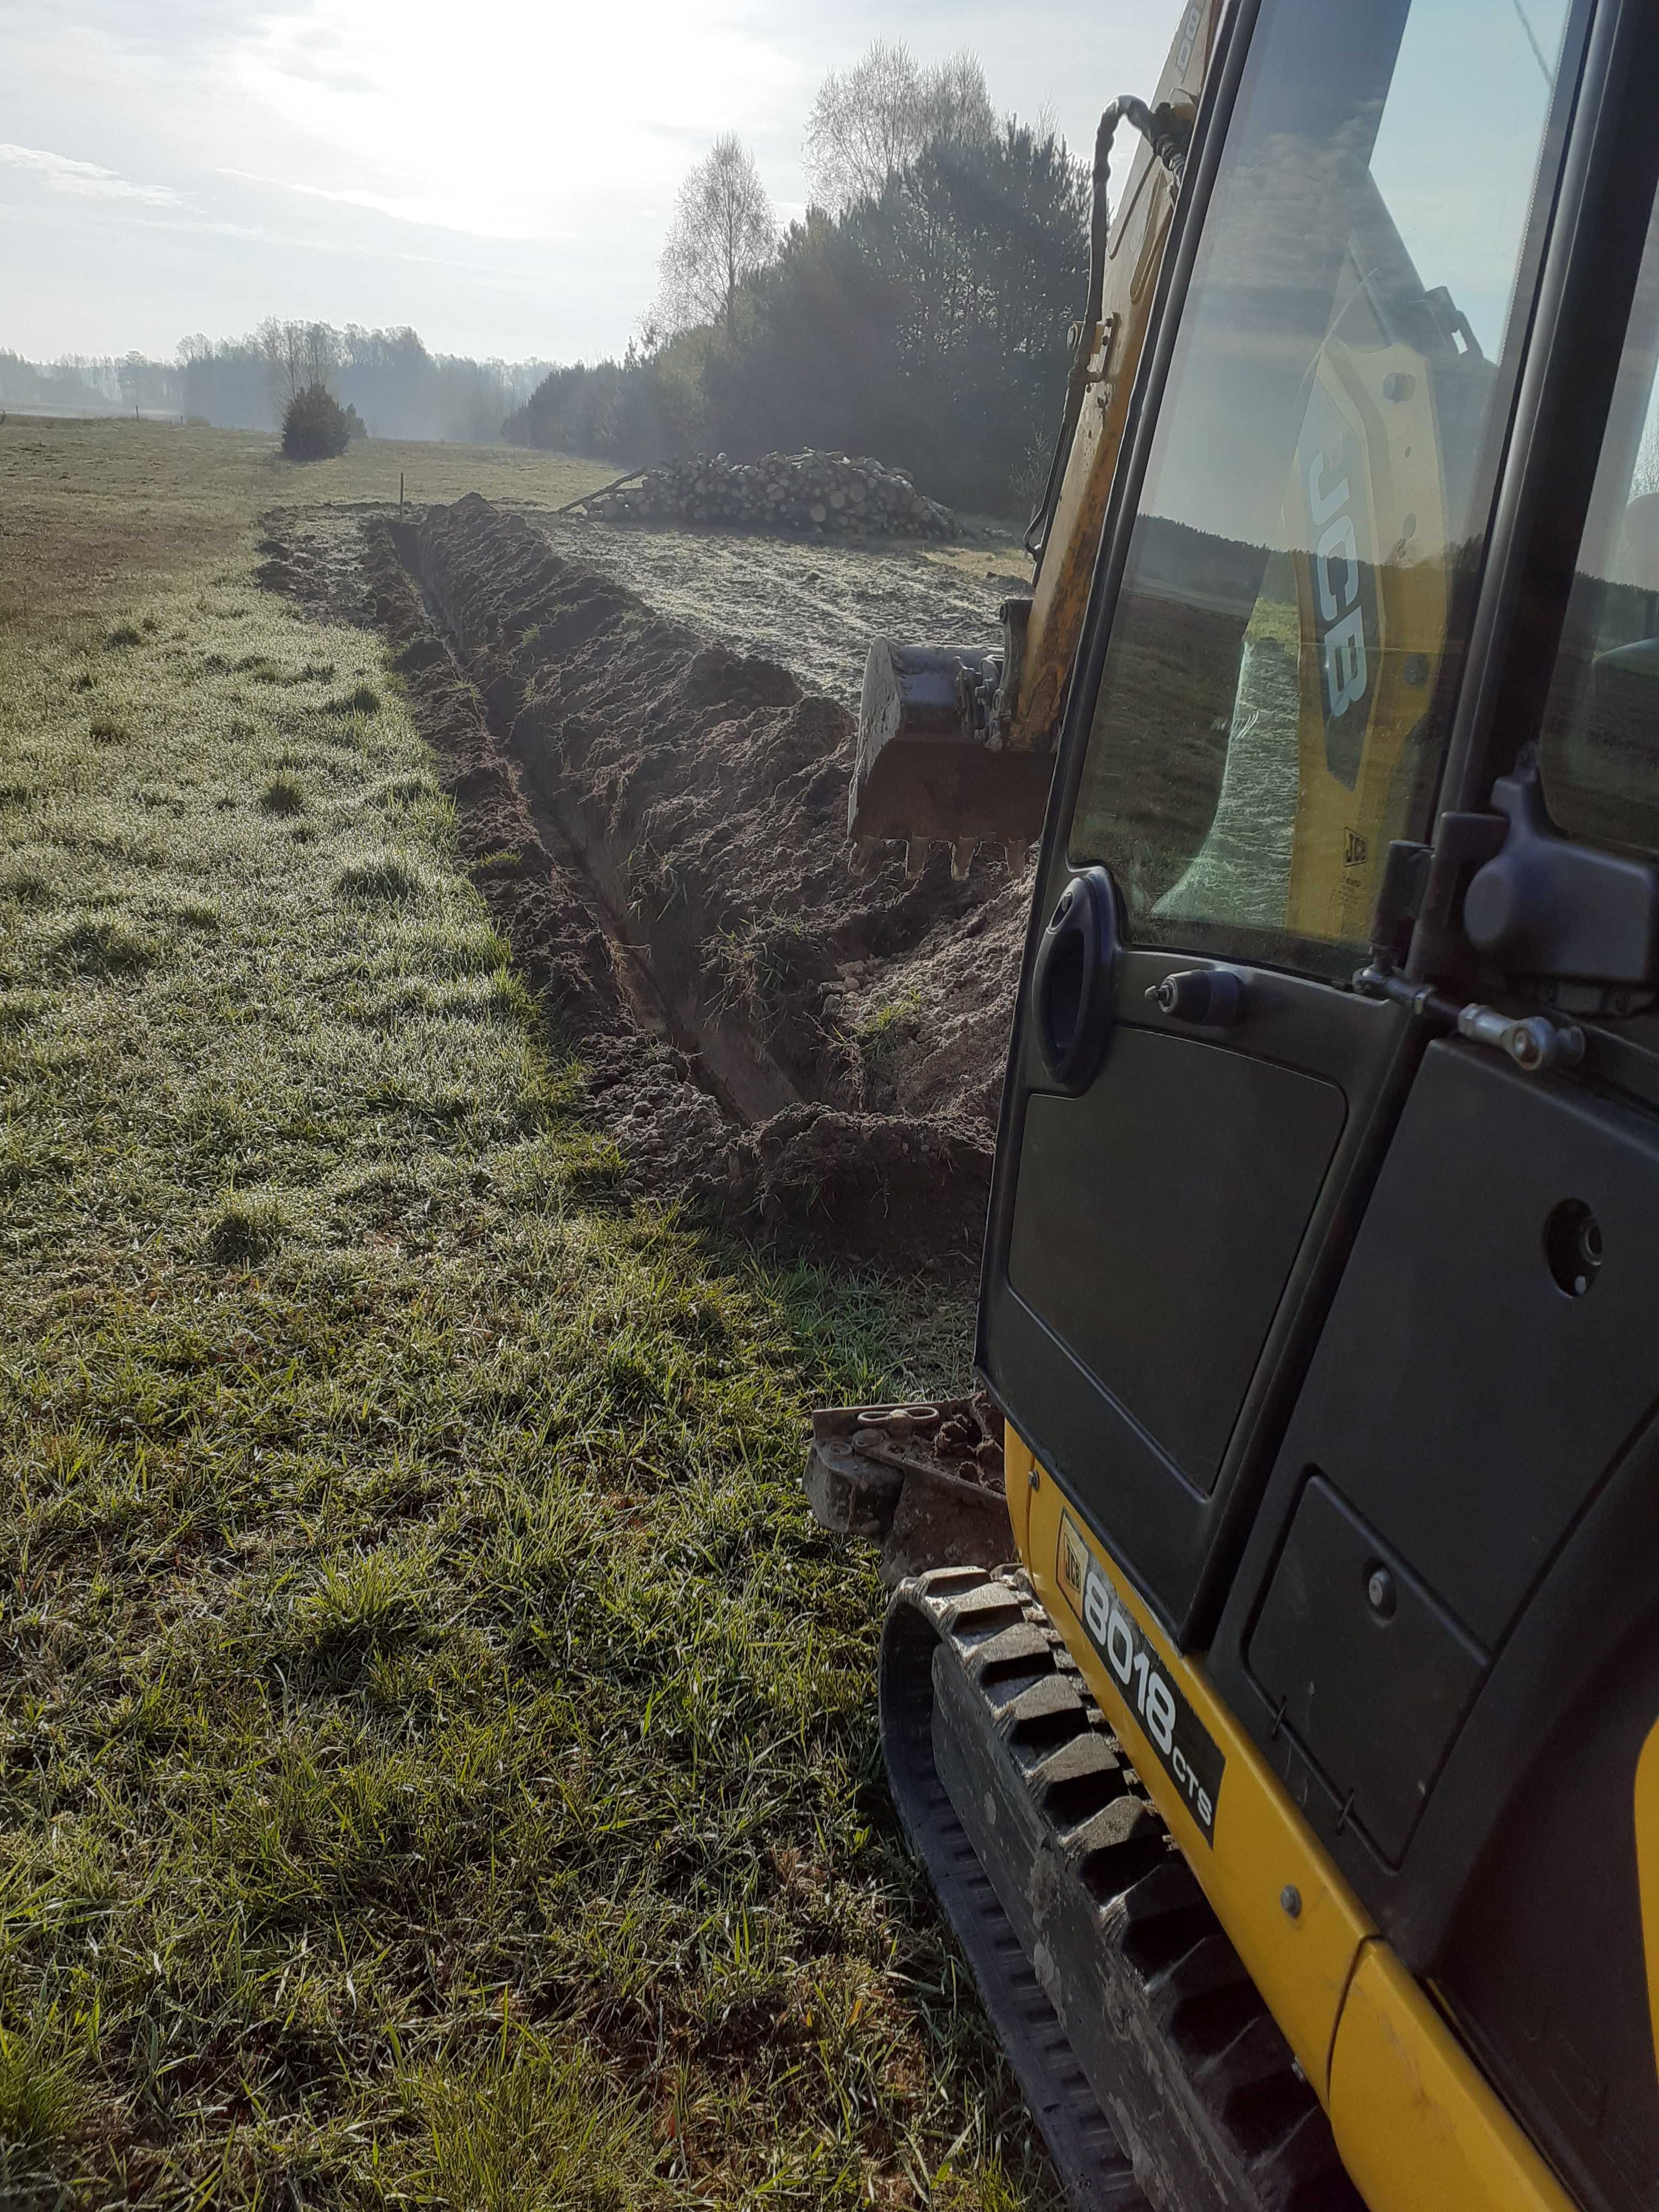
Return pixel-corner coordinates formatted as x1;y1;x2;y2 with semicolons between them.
881;1565;1365;2212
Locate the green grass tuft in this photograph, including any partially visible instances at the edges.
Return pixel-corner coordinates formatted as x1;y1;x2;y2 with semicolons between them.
260;770;307;816
335;849;428;903
400;2043;653;2212
0;858;52;906
0;2016;87;2153
293;1545;428;1657
206;1185;288;1262
373;769;439;807
53;913;162;975
327;681;383;717
104;622;143;649
166;894;221;930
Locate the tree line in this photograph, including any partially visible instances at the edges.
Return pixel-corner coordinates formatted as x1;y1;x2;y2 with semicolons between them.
0;350;182;416
5;42;1089;509
0;325;549;443
504;42;1090;517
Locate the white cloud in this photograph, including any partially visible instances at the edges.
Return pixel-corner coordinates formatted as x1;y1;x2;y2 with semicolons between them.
226;0;809;242
217;164;580;237
0;1;1185;360
0;141;181;206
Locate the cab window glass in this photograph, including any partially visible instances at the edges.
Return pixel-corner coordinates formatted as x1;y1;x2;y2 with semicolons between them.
1538;198;1659;857
1070;0;1572;974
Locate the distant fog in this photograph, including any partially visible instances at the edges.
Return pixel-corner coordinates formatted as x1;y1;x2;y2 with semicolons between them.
0;324;551;445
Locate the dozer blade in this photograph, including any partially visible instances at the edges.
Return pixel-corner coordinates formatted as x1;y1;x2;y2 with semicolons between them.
803;1396;1013;1586
850;639;1054;854
882;1567;1364;2212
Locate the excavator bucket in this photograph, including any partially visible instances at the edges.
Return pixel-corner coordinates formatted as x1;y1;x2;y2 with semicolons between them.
849;631;1053;866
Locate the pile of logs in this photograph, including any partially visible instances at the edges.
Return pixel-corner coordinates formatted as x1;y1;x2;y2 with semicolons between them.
579;451;959;539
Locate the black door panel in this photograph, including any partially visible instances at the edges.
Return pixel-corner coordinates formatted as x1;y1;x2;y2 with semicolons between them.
983;960;1415;1638
1211;1035;1659;1933
1221;1041;1659;1656
1008;1031;1345;1497
1245;1475;1489;1866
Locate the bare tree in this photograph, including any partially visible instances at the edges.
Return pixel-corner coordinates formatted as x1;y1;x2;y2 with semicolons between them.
916;51;997;151
257;317;340;415
804;41;996;214
653;136;778;338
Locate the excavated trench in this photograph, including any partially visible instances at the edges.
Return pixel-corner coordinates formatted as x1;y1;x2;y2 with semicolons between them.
343;494;1034;1269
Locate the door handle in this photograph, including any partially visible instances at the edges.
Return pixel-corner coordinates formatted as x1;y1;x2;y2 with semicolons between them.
1033;866;1118;1090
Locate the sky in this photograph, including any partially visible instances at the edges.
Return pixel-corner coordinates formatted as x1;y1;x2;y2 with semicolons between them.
1;0;1184;368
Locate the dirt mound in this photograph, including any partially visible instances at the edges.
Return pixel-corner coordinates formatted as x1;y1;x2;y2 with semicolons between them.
352;493;1031;1267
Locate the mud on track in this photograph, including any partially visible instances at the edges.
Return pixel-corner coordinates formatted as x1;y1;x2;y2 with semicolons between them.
269;494;1035;1271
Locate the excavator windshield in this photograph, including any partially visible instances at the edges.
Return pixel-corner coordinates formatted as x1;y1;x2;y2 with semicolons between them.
1069;0;1572;975
1538;187;1659;857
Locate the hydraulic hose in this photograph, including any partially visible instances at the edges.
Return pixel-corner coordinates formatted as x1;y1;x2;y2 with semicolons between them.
1025;96;1193;569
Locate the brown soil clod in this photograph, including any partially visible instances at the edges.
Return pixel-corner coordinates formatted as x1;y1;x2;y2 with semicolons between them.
275;491;1031;1271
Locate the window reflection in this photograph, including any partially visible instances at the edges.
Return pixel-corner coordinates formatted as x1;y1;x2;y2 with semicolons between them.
1071;0;1571;968
1540;208;1659;857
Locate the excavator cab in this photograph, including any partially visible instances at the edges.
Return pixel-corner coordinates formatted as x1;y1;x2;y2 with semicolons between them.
817;0;1659;2204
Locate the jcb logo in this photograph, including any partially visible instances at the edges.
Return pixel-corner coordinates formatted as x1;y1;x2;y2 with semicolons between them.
1309;444;1369;723
1176;4;1202;73
1297;380;1379;790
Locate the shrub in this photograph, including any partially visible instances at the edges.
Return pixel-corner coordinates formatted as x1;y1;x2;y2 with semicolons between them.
281;382;353;462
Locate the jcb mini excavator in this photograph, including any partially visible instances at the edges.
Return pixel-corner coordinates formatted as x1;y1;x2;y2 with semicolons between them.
808;0;1659;2204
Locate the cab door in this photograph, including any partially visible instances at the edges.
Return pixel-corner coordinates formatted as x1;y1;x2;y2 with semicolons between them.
978;0;1585;1644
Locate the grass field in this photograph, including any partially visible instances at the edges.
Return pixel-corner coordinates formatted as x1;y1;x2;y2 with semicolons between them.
0;421;1047;2209
0;419;616;636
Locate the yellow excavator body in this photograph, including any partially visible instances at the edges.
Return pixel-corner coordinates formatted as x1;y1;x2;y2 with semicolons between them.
818;0;1659;2203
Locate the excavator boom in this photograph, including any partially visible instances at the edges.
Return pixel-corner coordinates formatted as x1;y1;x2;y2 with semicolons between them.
848;5;1220;869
